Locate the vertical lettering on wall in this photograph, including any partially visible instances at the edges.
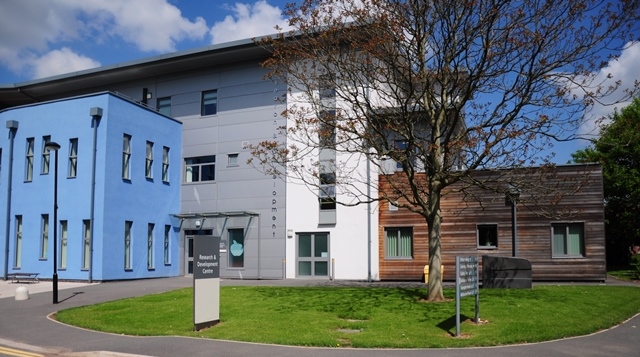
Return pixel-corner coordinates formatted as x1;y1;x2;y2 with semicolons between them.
271;81;281;239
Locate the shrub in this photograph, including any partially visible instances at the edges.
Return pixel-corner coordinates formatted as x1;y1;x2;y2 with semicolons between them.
630;245;640;279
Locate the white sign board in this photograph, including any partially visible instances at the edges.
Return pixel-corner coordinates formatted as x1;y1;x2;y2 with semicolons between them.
193;235;220;331
456;256;479;337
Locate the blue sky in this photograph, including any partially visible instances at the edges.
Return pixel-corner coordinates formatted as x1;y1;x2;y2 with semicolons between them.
0;0;293;83
0;0;637;164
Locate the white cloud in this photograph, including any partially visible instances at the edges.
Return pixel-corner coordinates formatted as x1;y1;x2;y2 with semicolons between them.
210;1;291;44
578;41;640;136
31;47;101;79
60;0;208;52
0;0;208;80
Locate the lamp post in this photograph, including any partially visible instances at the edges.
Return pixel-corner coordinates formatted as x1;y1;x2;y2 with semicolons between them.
45;141;61;304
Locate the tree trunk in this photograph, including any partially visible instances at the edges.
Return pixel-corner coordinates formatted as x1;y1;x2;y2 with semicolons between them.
426;188;445;301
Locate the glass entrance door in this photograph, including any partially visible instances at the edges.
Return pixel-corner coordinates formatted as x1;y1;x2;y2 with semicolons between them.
297;233;329;277
185;235;194;275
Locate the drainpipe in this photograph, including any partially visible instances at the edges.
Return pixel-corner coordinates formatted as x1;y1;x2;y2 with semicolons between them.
367;153;372;282
88;107;103;283
3;120;18;280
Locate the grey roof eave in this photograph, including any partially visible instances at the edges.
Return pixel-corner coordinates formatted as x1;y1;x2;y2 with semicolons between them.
0;34;278;109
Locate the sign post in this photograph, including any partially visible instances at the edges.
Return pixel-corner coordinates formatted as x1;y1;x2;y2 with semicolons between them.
193;235;220;331
455;256;479;337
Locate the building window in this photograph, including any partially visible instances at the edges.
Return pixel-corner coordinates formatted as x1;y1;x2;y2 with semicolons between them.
477;224;498;249
122;134;131;180
318;73;336;148
157;97;171;117
385;227;413;259
164;225;171;265
124;221;132;270
318;172;336;210
147;223;155;269
228;228;244;268
552;223;585;258
185;156;215;182
82;220;90;270
41;136;51;174
389;201;398;211
14;215;22;268
201;90;218;116
68;138;78;178
25;138;34;181
227;153;239;166
394;140;417;170
162;146;170;182
60;220;68;269
40;214;49;260
145;141;154;179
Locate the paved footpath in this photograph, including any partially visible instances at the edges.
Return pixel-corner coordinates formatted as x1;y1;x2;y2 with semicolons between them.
0;277;639;357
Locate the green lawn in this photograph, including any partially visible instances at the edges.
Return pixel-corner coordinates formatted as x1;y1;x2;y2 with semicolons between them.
608;268;639;281
54;285;640;348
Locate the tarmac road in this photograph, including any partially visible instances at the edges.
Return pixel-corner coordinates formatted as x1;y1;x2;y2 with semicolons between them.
0;277;639;357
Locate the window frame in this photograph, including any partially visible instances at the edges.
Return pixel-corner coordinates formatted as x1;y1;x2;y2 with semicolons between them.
40;214;49;260
59;220;68;269
147;223;155;269
318;172;336;210
122;134;131;180
162;146;170;182
124;221;133;270
145;141;154;179
384;226;413;259
157;97;171;117
227;153;239;167
477;224;499;249
68;138;78;178
201;90;218;116
14;215;22;268
551;222;585;258
184;155;216;183
25;138;34;181
41;136;51;174
164;225;171;265
82;220;90;270
228;228;245;268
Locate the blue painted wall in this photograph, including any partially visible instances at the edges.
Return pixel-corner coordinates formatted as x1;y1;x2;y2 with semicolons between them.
0;93;182;281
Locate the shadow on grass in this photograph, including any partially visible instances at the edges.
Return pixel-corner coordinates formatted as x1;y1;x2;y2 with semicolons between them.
436;314;472;336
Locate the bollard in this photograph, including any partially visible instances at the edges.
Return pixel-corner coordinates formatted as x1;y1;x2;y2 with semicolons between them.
15;286;29;301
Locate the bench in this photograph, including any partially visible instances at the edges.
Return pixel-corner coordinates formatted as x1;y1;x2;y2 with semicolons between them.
7;272;39;284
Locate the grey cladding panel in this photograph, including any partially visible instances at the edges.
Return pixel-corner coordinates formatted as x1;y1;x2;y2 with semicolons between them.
216;179;283;199
218;120;277;143
219;66;270;87
218;107;283;126
183;126;219;147
181;183;218;202
219;80;277;99
221;92;281;113
172;92;201;106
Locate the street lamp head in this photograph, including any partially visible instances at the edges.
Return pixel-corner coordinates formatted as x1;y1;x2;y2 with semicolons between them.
45;142;61;151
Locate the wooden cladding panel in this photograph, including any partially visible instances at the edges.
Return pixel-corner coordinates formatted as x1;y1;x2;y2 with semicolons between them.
379;164;606;281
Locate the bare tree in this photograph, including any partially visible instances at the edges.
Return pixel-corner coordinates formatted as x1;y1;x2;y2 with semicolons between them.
251;0;639;301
